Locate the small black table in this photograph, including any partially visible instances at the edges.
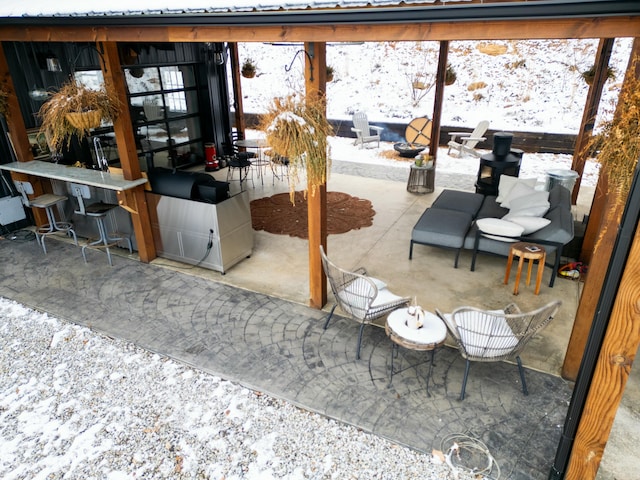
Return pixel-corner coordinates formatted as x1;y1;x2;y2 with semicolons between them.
406;164;435;194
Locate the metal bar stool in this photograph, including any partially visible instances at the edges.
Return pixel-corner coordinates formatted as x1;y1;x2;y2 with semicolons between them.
69;183;132;266
14;180;77;254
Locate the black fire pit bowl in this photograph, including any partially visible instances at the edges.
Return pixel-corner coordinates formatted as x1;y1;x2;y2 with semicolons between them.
394;142;427;158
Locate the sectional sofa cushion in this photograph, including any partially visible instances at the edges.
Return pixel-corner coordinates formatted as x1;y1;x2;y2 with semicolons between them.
476;196;509;219
412;208;474;249
431;189;484;217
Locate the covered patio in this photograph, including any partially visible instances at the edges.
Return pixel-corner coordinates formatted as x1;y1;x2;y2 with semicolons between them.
1;2;640;479
2;143;637;477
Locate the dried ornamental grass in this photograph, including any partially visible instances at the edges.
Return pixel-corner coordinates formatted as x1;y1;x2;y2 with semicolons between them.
467;81;487;91
588;59;640;201
38;78;121;151
259;94;333;203
477;43;508;56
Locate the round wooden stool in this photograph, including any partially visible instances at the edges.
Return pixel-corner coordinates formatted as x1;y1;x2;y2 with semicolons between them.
504;242;546;295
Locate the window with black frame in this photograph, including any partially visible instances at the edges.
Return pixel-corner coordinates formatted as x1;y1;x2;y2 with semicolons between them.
125;65;203;170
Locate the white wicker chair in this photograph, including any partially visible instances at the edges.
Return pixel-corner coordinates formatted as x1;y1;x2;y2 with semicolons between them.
436;300;561;400
320;246;410;359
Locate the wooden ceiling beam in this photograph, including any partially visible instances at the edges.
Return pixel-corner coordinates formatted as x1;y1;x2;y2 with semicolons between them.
1;17;639;43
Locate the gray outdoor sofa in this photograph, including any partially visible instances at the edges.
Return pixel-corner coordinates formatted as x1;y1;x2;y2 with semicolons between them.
409;183;574;287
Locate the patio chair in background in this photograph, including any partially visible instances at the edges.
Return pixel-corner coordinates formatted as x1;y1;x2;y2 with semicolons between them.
436;300;561;400
320;246;410;359
351;112;384;148
447;120;490;157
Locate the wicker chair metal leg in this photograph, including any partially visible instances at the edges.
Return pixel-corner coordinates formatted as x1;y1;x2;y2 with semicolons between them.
323;304;337;330
517;356;529;395
460;359;471;401
356;323;366;360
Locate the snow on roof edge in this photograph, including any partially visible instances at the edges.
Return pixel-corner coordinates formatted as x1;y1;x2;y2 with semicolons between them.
0;0;446;18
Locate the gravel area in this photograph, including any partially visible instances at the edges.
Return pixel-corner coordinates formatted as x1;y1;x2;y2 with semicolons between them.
0;297;480;479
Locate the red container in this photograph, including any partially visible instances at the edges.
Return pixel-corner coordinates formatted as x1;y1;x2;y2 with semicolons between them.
205;143;219;171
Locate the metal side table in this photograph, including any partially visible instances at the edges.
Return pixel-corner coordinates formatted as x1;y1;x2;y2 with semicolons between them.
385;307;447;396
406;163;435;194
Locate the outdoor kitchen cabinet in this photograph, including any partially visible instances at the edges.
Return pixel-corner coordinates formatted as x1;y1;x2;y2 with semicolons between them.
146;191;253;274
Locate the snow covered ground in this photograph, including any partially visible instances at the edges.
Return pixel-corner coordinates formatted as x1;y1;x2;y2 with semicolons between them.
0;298;476;480
237;39;633;135
236;38;631;189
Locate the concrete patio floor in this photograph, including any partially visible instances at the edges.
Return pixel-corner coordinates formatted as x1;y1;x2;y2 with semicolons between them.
193;157;588;378
0;150;637;479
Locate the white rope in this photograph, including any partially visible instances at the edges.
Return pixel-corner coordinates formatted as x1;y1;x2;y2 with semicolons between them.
441;433;501;479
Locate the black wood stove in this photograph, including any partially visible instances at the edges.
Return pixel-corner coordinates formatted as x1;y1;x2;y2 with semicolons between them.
475;132;523;196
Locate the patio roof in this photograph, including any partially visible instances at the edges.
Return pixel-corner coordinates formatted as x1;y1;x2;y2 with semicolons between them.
0;0;638;29
1;0;443;18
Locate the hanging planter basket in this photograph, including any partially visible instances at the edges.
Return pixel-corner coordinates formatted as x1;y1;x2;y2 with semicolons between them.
38;78;121;151
326;66;335;82
241;58;257;79
445;64;457;86
65;110;102;130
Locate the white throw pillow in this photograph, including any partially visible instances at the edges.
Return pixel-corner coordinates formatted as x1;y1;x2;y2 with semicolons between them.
496;176;537;204
502;215;551;234
508;190;550;214
476;218;525;242
500;181;536;209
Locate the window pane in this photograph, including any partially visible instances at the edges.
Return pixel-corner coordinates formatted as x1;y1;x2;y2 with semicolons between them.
160;65;196;89
125;67;162;94
74;70;104;90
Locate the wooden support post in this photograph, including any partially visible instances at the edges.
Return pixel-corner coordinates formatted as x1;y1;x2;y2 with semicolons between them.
562;186;622;381
565;210;640;478
430;41;449;166
305;41;328;310
562;38;640;381
228;43;246;137
0;43;48;226
100;41;156;263
571;38;614;205
0;44;31;164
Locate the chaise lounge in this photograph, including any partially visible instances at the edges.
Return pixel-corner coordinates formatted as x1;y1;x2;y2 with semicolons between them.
409;177;575;287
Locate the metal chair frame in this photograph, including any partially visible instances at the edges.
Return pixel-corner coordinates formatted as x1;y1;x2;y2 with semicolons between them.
436;300;561;400
69;183;132;266
14;180;77;254
320;246;410;359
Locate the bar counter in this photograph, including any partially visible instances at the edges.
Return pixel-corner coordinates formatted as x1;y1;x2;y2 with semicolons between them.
0;161;147;191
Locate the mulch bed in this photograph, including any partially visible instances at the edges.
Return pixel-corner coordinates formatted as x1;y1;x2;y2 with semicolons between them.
250;191;375;239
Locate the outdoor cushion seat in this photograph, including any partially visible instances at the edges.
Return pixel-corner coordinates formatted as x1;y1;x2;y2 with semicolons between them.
410;208;474;268
431;189;484;217
475;196;508;219
436;301;562;400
